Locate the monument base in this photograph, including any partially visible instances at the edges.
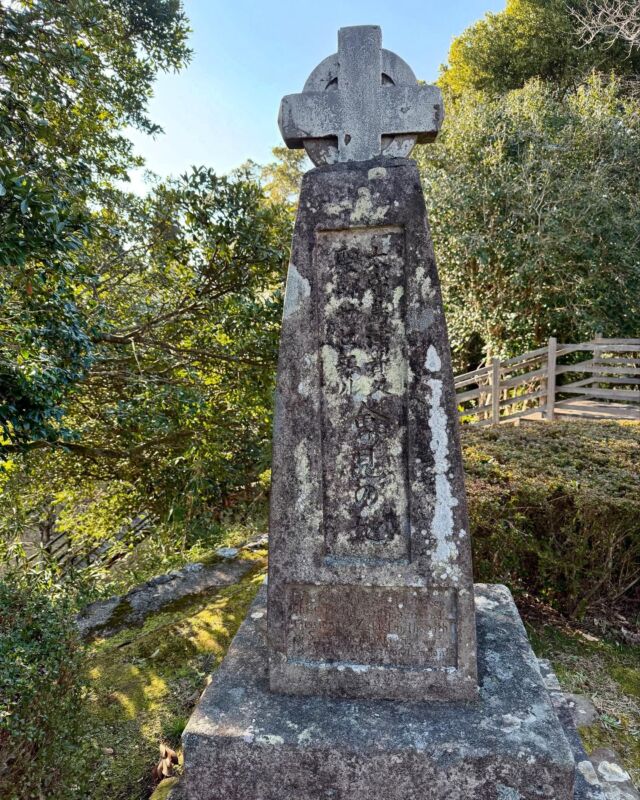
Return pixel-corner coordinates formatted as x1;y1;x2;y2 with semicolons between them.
183;584;578;800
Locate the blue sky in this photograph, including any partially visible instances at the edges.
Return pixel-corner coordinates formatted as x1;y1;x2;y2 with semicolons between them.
127;0;505;191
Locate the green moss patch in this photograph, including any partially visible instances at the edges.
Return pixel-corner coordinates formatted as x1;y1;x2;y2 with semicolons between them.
149;778;180;800
84;554;267;800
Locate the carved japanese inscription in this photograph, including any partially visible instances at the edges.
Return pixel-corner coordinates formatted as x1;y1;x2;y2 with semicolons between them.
316;226;410;562
285;584;458;668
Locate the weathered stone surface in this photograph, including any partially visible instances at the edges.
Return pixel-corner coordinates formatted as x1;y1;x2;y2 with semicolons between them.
590;750;639;800
268;155;477;701
278;26;443;165
76;558;253;637
183;583;576;800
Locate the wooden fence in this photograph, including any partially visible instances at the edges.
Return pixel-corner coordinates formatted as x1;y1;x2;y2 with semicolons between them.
455;337;640;426
26;514;153;572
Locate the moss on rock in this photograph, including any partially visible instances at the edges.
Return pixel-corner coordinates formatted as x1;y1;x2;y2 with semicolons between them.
84;555;267;800
149;777;181;800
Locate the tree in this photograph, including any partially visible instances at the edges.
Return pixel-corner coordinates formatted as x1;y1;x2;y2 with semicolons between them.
439;0;640;96
0;0;191;445
0;168;292;549
417;77;640;367
260;146;308;206
570;1;640;51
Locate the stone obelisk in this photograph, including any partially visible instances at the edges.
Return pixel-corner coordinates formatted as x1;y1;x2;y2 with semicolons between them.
268;24;476;701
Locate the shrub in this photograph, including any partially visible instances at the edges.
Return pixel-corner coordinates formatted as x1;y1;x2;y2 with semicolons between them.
463;420;640;618
0;568;91;799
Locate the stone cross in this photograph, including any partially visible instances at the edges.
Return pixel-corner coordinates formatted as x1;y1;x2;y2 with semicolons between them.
266;27;477;704
278;25;443;165
183;26;579;800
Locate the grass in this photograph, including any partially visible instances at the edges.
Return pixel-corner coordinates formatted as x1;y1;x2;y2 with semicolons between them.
462;420;640;617
526;612;640;784
83;549;267;800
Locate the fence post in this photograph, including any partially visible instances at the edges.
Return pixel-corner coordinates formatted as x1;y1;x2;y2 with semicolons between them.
589;332;604;401
546;336;557;420
491;357;501;424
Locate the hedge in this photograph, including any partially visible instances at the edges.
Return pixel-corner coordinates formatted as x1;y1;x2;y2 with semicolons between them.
462;420;640;617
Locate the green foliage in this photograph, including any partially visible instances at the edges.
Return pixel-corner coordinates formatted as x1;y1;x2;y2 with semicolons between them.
417;77;640;366
463;420;640;617
0;168;291;557
0;568;92;800
0;0;190;443
439;0;640;95
260;146;308;205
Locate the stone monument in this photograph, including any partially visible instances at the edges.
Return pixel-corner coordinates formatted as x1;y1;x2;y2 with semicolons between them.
270;23;476;702
183;25;588;800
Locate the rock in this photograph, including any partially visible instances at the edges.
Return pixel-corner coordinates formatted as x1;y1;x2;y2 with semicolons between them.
214;547;239;559
590;750;639;800
150;777;184;800
76;557;254;637
267;154;477;702
564;693;600;727
242;534;268;550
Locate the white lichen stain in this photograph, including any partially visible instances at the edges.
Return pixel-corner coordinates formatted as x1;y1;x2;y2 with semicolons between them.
283;263;310;319
475;595;499;612
597;761;632;783
256;734;284;746
368;166;387;180
297;728;314;744
294;441;314;519
325;291;349;315
361;289;374;309
321;345;340;388
415;265;435;301
428;377;460;579
577;760;600;786
425;345;441;373
324;198;352;216
349;348;369;368
350;187;388;224
351;373;374;398
385;350;407;396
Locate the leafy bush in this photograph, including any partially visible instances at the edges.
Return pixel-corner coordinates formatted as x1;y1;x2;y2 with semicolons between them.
0;569;92;799
418;76;640;368
463;420;640;617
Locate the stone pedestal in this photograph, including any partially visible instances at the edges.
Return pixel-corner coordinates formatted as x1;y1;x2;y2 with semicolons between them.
183;584;576;800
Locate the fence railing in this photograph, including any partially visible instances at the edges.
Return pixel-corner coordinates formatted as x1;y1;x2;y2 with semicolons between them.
455;337;640;426
27;514;153;572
